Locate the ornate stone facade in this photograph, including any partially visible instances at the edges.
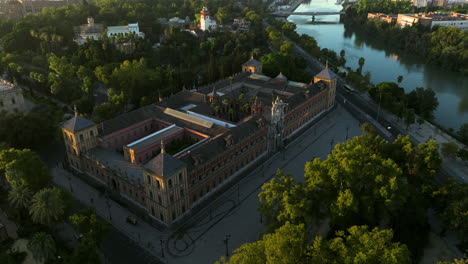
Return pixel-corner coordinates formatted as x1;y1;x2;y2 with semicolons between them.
61;61;337;226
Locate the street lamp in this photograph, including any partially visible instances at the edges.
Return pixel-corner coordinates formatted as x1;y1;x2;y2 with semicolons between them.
160;239;165;258
67;175;73;193
106;199;112;221
376;91;382;122
224;234;231;257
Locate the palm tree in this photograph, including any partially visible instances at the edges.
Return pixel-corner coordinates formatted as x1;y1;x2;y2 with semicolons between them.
358;57;365;74
29;188;65;226
397;75;403;85
28;232;56;263
8;184;32;209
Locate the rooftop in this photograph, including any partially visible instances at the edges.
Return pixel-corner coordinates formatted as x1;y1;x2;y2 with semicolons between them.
62;115;96;132
242;57;262;68
315;67;337;80
0;80;15;92
126;124;183;151
90;148;144;187
144;151;186;177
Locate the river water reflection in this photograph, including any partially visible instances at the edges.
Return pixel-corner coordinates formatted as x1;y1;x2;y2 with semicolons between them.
288;0;468;129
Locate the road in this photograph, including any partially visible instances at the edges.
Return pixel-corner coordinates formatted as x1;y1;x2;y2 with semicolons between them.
53;104;363;263
263;19;468;183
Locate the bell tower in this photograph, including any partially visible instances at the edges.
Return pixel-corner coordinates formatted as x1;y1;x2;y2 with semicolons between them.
268;96;286;153
61;106;98;170
313;63;337;109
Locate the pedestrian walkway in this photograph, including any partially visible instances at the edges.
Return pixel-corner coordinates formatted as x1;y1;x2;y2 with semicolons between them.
51;167;167;262
359;93;468;183
53;104;363;263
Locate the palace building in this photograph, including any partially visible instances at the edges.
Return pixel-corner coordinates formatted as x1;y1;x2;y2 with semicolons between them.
61;59;337;226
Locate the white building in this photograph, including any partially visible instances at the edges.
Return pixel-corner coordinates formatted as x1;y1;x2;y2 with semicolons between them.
0;80;26;113
107;23;145;38
413;0;428;7
73;17;104;45
200;7;217;31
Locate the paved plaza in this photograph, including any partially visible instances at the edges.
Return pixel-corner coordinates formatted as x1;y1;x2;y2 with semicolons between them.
52;103;362;264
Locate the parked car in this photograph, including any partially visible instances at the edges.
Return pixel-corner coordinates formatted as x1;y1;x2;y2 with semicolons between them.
126;215;137;225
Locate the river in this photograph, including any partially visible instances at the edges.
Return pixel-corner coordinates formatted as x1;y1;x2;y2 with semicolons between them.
287;0;468;129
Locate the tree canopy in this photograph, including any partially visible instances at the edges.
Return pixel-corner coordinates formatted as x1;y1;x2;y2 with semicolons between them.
0;148;52;191
217;223;411;264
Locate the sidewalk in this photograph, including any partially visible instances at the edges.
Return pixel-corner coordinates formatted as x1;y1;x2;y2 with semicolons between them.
53;104;363;263
52;167;166;261
359;93;468;183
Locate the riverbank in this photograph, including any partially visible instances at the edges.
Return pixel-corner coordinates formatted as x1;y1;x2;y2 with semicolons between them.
263;17;468;181
287;0;468;129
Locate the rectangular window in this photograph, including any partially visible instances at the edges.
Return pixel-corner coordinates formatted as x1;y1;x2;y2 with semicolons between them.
11;98;15;104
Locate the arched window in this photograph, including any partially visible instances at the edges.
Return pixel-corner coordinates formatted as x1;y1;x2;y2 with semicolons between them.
168;179;172;188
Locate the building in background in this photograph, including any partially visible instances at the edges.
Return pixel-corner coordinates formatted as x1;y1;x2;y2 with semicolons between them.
0;0;24;19
367;13;397;23
432;0;448;7
61;59;337;226
73;17;104;45
413;0;428;7
107;23;145;38
397;12;468;29
200;7;217;31
0;80;26;113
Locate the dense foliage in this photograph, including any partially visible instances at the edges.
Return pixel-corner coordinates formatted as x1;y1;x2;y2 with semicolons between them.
255;126;442;262
0;0;268;121
217;223;411;264
344;0;468;73
369;82;439;122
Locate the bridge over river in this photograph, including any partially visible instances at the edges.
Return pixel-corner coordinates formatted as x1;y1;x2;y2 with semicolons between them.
272;11;345;18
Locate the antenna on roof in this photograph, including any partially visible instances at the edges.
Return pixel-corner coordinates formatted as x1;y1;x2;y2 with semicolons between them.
74;105;78;117
325;60;329;69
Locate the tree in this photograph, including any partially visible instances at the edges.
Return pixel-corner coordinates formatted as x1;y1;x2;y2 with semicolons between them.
431;180;468;246
458;123;468;144
8;184;32;209
404;108;415;130
215;7;231;25
407;88;439;120
0;112;56;150
70;207;110;245
441;142;459;159
216;222;308;264
369;82;405;116
29;188;65;226
258;170;309;232
279;41;294;54
397;75;403;84
66;236;101;264
0;148;52;191
309;226;411;264
27;232;56;263
358;57;365;74
457;148;468;161
219;224;411;264
305;135;407;228
438;259;468;264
